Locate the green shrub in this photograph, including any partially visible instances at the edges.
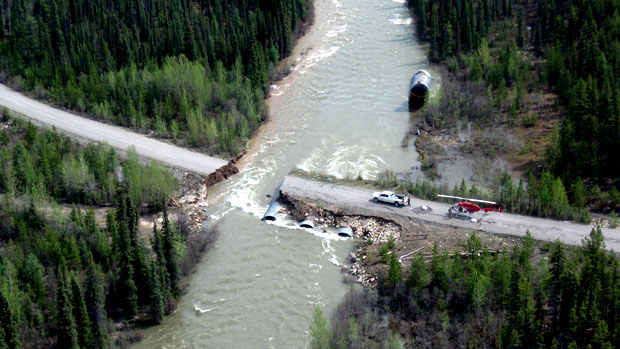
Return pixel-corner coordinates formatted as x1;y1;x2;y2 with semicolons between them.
378;169;398;188
1;107;9;122
380;245;390;264
610;212;619;229
0;131;8;146
521;113;537;127
387;236;396;249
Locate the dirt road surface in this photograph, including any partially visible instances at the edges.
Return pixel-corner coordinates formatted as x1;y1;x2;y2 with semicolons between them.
0;84;227;175
280;176;620;251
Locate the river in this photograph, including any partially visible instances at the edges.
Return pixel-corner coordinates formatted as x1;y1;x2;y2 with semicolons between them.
134;0;433;347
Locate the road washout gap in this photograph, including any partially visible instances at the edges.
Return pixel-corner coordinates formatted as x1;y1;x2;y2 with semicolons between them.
278;191;404;288
278;185;519;289
278;175;620;252
0;84;230;178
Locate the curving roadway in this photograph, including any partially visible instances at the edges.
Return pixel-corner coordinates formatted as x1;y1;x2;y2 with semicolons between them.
3;82;618;251
0;84;228;175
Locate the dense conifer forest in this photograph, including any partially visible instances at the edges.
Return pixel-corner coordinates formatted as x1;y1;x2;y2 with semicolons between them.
312;229;620;348
407;0;620;215
0;112;192;347
0;0;312;156
0;1;313;346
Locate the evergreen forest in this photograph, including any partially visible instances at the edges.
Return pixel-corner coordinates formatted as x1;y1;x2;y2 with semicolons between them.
312;229;620;348
0;0;313;346
407;0;620;215
0;113;192;348
0;0;312;156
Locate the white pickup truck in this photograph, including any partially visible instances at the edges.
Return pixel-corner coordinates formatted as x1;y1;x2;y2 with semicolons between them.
372;191;409;206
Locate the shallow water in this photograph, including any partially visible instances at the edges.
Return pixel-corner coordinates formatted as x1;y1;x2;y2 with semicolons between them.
133;0;434;347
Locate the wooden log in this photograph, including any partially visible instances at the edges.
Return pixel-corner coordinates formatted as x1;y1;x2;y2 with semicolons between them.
398;247;425;263
422;249;504;258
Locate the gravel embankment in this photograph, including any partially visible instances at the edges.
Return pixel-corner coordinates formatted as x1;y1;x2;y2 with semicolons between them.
279;175;620;251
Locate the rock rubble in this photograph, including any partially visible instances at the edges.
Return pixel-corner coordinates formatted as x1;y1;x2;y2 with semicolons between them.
172;173;211;229
278;192;402;288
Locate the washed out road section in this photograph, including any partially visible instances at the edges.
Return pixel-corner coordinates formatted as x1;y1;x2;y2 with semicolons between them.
0;84;227;175
280;176;620;251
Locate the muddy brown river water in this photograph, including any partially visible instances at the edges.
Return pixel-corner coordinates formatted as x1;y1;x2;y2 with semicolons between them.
133;0;435;347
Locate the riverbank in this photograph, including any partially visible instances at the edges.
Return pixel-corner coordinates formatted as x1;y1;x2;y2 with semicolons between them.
275;174;620;347
279;191;401;287
319;228;614;347
399;0;561;188
278;191;519;287
237;0;332;171
407;70;558;186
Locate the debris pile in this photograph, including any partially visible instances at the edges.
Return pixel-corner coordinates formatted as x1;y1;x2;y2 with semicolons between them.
278;192;403;289
205;162;238;186
346;252;378;288
174;173;211;229
278;193;401;243
205;151;245;186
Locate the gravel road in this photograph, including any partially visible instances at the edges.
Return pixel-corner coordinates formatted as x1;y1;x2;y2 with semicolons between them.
280;176;620;251
0;84;228;175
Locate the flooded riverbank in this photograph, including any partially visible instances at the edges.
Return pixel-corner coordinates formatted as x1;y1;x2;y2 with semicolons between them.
134;0;434;347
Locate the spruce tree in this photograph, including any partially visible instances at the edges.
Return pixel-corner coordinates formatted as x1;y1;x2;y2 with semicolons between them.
149;259;165;324
608;259;620;344
116;220;139;318
162;205;179;296
0;325;8;349
110;198;139;318
517;10;524;47
151;222;163;263
70;205;82;226
70;274;94;348
406;255;430;291
84;252;108;349
416;0;426;37
504;271;535;347
458;179;468;197
578;226;606;336
548;241;566;335
125;196;149;305
387;252;402;289
107;209;120;257
573;177;586;208
0;291;19;349
429;4;439;62
55;267;79;349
